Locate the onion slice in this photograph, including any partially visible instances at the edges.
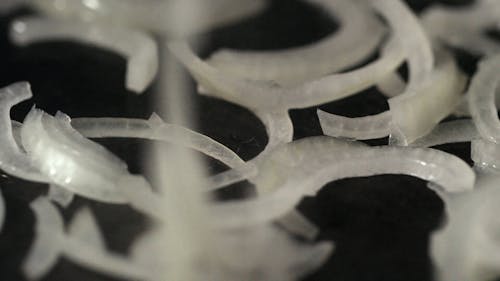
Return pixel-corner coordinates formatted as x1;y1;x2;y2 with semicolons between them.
48;184;74;208
207;0;385;85
23;197;65;280
468;54;500;144
212;137;474;227
431;175;500;281
410;119;477;148
168;37;405;111
422;0;500;56
0;82;46;182
10;17;158;93
30;0;267;36
70;115;246;170
21;109;131;203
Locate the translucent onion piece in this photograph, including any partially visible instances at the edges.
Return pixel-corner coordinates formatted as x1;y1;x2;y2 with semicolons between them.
275;210;319;241
468;54;500;143
30;0;267;36
471;139;500;172
0;189;4;234
10;17;158;93
422;0;500;56
410;119;478;147
211;137;474;227
389;48;465;145
0;82;46;182
21;109;130;203
432;175;500;281
67;207;105;250
70;115;246;170
129;225;332;281
48;184;74;208
255;110;294;154
168;37;405;111
207;0;385;86
377;73;406;98
371;0;433;91
23;198;64;280
318;110;392;140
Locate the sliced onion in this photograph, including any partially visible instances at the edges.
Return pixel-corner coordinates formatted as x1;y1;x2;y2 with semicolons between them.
47;184;74;208
10;17;158;93
207;0;385;86
30;0;267;36
318;110;392;140
389;48;465;145
21;108;131;203
377;73;406;98
23;197;64;280
410;119;477;148
471;139;500;172
168;37;405;111
422;1;500;56
468;54;500;143
70;114;246;170
431;175;500;281
0;82;46;182
211;137;474;227
275;210;319;241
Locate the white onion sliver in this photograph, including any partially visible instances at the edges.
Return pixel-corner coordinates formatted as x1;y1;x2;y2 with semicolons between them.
48;184;74;208
211;137;474;228
276;210;319;241
30;0;267;36
471;139;500;172
21;109;130;203
23;197;64;280
377;73;406;98
207;0;385;85
318;110;392;140
422;1;500;56
169;36;405;111
410;119;478;148
468;54;500;144
0;82;46;182
10;17;158;93
389;48;465;145
431;175;500;281
371;0;433;92
70;115;246;170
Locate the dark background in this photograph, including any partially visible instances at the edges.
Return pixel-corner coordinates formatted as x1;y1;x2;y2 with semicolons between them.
0;0;485;280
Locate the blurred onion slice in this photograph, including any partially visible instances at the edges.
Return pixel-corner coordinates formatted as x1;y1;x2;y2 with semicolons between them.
10;17;158;93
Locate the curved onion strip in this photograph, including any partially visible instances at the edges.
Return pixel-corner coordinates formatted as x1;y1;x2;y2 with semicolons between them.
377;73;406;98
63;208;151;280
410;119;478;147
255;110;294;153
422;0;500;56
471;139;500;172
70;115;246;170
372;0;433;92
21;109;130;203
23;197;64;280
123;137;474;227
169;36;404;111
207;0;385;85
389;48;465;145
30;0;267;36
318;49;463;142
0;82;46;182
10;17;158;93
468;54;500;143
0;189;4;234
48;184;74;208
431;176;500;281
318;110;392;140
